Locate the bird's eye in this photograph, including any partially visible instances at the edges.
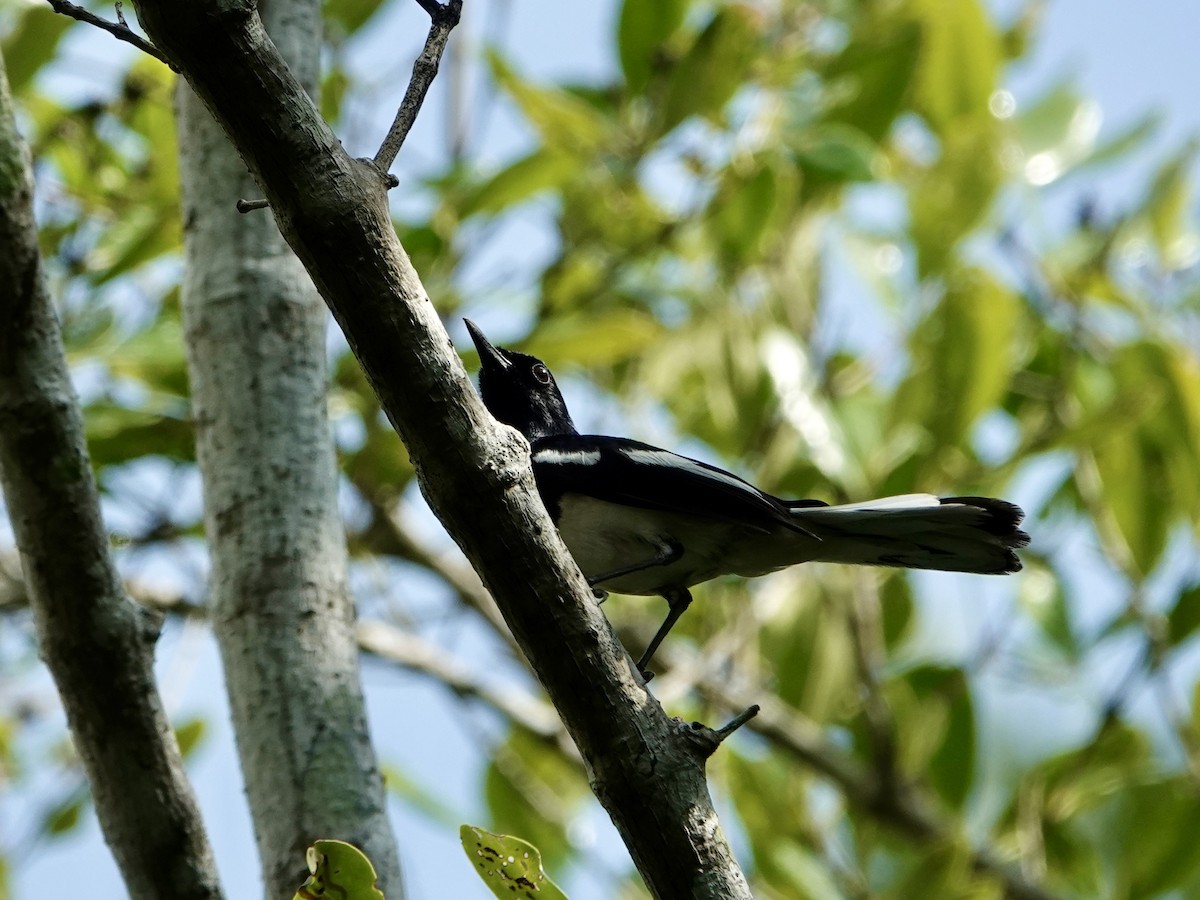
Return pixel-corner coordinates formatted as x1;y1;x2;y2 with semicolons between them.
532;364;551;385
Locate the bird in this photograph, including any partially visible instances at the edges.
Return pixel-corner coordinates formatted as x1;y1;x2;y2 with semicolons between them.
465;319;1029;676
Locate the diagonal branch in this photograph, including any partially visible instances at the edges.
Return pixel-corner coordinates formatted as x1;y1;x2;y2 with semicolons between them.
357;620;564;741
130;3;752;897
44;0;177;71
0;54;218;900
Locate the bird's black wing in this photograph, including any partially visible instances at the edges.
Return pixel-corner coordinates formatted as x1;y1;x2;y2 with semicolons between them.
530;434;809;534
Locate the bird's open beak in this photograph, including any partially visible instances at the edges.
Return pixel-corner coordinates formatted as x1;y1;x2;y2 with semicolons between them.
464;319;512;371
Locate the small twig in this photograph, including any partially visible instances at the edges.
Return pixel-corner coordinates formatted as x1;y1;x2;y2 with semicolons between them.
236;198;270;213
237;0;460;213
681;704;760;760
357;620;563;740
373;0;464;172
45;0;178;72
715;704;760;741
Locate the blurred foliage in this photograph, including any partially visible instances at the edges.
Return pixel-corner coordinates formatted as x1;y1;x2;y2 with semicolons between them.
3;0;1200;898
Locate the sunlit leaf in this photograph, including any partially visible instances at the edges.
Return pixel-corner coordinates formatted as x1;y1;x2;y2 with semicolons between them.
2;5;73;95
707;161;782;264
793;123;878;183
902;666;976;810
1018;563;1076;660
1016;83;1102;186
821;15;921;141
894;267;1018;449
524;309;662;367
1167;582;1200;647
490;53;610;155
661;5;761;133
909;124;1003;275
295;840;383;900
886;839;1000;900
324;0;388;37
462;149;578;217
42;794;84;836
1141;141;1198;267
460;825;568;900
907;0;1001;132
617;0;689;94
173;718;207;758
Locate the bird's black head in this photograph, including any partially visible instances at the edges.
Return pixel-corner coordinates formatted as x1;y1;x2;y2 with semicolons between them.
466;319;577;441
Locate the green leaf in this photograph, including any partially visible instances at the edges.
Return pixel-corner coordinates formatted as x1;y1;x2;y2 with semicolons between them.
460;825;568;900
321;68;352;123
617;0;689;94
879;574;914;649
886;839;998;900
1078;112;1159;171
908;666;976;810
2;6;73;95
42;795;84;836
84;403;194;467
295;840;384;900
907;0;1001;132
1168;583;1200;646
792;123;878;183
761;583;856;721
661;5;761;133
1116;778;1200;896
706;162;782;265
523;309;662;367
1018;563;1076;660
1088;342;1193;575
909;124;1003;276
893;268;1018;448
489;53;610;155
462;150;578;217
1016;84;1102;185
174;718;207;758
1141;141;1198;266
821;16;922;141
324;0;388;36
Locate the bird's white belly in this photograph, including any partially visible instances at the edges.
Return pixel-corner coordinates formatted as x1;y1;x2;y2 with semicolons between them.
554;494;814;595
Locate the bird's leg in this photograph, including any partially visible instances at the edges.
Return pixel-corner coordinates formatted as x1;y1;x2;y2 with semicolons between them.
585;539;682;589
635;587;692;679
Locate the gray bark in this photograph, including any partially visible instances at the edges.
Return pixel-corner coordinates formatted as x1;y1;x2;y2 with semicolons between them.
0;50;222;900
131;3;753;897
175;1;402;897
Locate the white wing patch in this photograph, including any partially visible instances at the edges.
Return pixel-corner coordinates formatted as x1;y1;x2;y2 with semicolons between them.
621;448;761;497
534;447;602;466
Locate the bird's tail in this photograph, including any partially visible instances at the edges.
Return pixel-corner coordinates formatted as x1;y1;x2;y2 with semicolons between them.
787;494;1028;574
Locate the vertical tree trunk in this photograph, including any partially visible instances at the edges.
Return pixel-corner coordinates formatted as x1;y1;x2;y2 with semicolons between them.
175;3;403;896
0;51;222;900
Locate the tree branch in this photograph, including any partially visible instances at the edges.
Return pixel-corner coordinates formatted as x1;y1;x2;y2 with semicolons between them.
357;620;564;741
44;0;177;71
373;0;463;172
0;51;219;900
129;2;750;896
